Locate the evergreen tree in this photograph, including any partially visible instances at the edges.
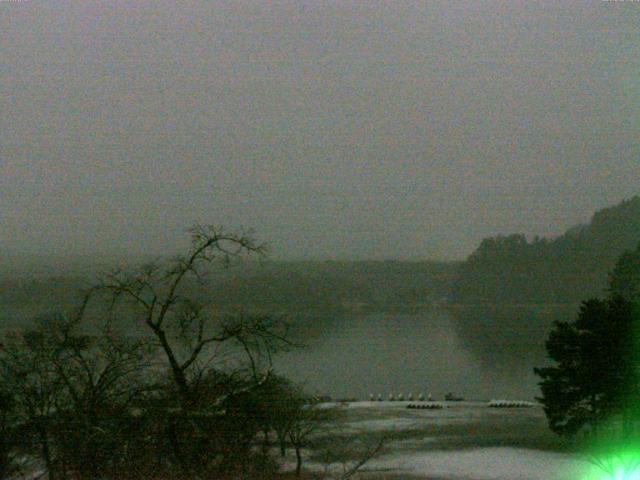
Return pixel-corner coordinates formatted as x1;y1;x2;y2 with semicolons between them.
535;243;640;438
609;242;640;301
535;297;640;436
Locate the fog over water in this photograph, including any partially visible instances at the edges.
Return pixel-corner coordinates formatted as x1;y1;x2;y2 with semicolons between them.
2;1;639;404
276;310;537;401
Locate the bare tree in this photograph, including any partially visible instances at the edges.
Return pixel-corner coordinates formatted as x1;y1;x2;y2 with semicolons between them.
0;327;64;480
316;433;386;480
0;312;155;480
288;404;325;477
336;438;386;480
81;225;295;477
285;401;386;479
91;226;291;402
0;226;305;479
46;315;154;479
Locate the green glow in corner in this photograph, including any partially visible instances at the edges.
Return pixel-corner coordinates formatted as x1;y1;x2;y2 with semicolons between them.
582;446;640;480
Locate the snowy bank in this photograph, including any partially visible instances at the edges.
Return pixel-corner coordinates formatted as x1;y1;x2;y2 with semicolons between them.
366;447;589;480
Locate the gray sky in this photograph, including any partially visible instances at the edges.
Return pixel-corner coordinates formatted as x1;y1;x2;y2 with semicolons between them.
2;1;639;260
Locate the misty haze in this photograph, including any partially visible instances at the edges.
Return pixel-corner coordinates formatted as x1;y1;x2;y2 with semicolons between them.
1;1;639;480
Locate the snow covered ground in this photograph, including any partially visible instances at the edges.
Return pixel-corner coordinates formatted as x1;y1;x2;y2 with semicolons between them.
365;447;589;480
295;401;590;480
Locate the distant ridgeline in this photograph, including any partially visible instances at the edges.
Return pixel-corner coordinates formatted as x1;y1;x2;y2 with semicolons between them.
204;260;459;314
0;258;461;332
449;196;640;368
452;196;640;306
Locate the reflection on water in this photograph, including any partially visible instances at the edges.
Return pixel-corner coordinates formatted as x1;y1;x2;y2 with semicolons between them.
0;282;575;401
275;309;554;401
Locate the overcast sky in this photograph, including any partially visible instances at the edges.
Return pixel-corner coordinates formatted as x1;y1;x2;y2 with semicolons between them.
1;1;639;260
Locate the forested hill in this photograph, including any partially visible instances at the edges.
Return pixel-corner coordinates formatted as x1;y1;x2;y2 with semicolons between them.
0;259;461;330
451;196;640;306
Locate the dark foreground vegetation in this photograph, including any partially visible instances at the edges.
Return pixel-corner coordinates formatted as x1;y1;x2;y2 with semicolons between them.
0;226;383;480
535;241;640;479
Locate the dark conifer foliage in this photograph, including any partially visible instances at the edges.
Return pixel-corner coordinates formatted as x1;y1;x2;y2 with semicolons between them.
535;297;640;436
535;244;640;438
609;242;640;301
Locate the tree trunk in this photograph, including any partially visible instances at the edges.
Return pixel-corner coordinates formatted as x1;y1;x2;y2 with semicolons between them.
277;430;286;457
295;446;302;477
38;427;55;480
155;329;190;404
166;415;191;478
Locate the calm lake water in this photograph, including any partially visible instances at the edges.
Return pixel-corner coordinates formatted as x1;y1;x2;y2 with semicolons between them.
275;309;549;401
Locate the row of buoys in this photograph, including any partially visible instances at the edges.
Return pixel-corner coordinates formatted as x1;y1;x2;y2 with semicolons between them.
407;403;444;410
488;400;535;408
369;393;434;402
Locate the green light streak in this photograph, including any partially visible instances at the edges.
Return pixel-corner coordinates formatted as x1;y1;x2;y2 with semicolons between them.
583;454;640;480
581;435;640;480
